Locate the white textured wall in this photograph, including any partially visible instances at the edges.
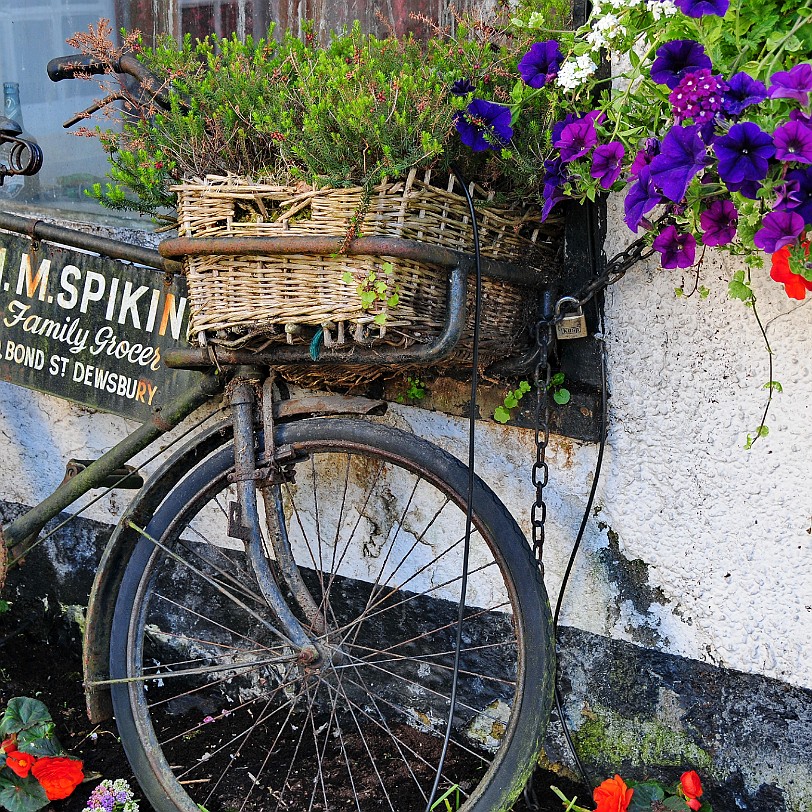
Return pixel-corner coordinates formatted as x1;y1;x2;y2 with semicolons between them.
2;203;810;694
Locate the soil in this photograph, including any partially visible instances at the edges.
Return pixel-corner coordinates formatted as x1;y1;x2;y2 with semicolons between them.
0;614;588;812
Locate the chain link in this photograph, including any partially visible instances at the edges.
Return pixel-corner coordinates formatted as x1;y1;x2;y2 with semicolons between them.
531;234;654;568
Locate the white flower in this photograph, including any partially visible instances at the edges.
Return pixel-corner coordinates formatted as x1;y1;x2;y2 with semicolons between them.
647;0;679;20
555;56;599;90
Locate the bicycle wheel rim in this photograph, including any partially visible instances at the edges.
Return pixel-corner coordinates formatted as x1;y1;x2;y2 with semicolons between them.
110;418;553;812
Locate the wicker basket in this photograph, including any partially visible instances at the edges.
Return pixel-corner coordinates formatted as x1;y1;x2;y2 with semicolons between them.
173;170;561;385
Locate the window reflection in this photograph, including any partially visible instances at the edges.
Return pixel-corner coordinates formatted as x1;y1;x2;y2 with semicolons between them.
0;0;266;220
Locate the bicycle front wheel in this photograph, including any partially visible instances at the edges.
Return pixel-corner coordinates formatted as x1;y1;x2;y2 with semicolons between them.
110;417;554;812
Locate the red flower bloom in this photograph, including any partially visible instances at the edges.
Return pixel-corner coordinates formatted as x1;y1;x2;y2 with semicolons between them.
770;242;812;300
5;749;36;778
681;770;704;799
687;799;702;811
30;756;84;800
593;774;634;812
1;737;15;754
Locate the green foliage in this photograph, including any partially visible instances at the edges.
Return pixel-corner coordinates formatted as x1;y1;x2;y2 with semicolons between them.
0;600;9;615
0;699;52;738
493;379;532;423
342;263;399;325
0;699;63;759
744;424;770;450
549;371;571;405
728;271;754;303
68;15;559;217
0;773;49;812
396;376;428;403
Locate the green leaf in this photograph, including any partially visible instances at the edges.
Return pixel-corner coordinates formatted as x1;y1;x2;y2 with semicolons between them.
386;293;400;308
0;773;50;812
0;699;52;736
16;725;63;757
504;394;519;409
550;372;565;387
493;406;511;424
341;271;354;284
373;313;387;325
699;286;710;299
662;797;691;811
757;424;769;438
728;271;753;302
518;380;531;394
674;287;684;298
764;380;783;393
627;782;665;811
553;387;571;405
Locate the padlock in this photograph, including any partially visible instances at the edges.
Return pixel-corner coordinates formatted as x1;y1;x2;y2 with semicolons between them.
554;296;588;340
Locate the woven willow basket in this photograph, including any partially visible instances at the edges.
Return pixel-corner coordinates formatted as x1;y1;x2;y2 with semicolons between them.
173;171;560;385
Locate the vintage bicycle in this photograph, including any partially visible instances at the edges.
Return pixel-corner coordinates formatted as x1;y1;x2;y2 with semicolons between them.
0;52;567;812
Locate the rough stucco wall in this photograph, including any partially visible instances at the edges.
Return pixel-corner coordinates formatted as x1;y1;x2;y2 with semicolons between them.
596;199;812;690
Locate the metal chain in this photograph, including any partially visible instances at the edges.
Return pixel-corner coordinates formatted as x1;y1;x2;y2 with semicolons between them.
531;234;654;568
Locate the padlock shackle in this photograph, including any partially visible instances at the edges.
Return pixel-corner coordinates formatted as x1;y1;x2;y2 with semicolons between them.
554;295;583;315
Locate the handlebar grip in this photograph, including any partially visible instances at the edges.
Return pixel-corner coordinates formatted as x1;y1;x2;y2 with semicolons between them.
47;54;118;82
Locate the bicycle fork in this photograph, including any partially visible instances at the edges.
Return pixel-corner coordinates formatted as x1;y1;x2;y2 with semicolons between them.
227;370;323;666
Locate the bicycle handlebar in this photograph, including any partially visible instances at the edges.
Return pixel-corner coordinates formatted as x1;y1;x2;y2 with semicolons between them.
47;54;113;82
47;52;171;124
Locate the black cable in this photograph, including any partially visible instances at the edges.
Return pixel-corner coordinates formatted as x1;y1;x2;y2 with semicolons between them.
424;166;482;812
553;339;608;790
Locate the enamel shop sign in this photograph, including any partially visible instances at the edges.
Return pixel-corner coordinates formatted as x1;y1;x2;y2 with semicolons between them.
0;230;198;422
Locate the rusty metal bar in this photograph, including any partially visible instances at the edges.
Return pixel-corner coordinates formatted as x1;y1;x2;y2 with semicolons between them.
0;211;183;274
165;263;469;369
2;372;222;548
158;234;551;287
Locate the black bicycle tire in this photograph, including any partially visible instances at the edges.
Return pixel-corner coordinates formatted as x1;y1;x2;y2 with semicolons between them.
110;417;554;812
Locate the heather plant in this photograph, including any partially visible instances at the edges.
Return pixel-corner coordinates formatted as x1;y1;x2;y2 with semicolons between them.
66;14;563;218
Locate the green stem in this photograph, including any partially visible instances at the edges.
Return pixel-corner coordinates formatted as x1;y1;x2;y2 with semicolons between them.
747;294;775;449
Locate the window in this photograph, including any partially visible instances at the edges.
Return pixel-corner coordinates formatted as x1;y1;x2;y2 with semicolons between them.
0;0;266;221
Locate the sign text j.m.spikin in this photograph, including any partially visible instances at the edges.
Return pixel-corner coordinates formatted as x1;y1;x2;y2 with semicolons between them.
0;230;199;422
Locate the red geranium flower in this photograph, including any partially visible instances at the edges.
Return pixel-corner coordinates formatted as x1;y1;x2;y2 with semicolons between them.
5;749;36;778
593;774;634;812
770;241;812;299
30;756;84;800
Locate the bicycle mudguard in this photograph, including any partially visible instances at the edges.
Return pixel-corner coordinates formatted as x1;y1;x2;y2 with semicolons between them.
83;394;386;722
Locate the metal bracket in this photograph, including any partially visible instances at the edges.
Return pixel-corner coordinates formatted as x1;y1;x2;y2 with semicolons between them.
62;459;144;490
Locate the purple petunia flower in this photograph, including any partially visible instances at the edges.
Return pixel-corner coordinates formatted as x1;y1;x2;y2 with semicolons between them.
700;199;738;246
713;122;775;184
591;142;626;189
773;119;812;164
722;72;767;117
651;40;712;89
630;138;661;178
753;211;805;253
669;68;727;124
790;109;812;126
784;166;812;223
649;124;709;202
541;156;570;221
518;40;564;88
454;98;513;152
624;166;663;231
768;63;812;106
673;0;729;16
725;177;762;199
554;112;601;162
653;225;697;268
450;78;475;96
